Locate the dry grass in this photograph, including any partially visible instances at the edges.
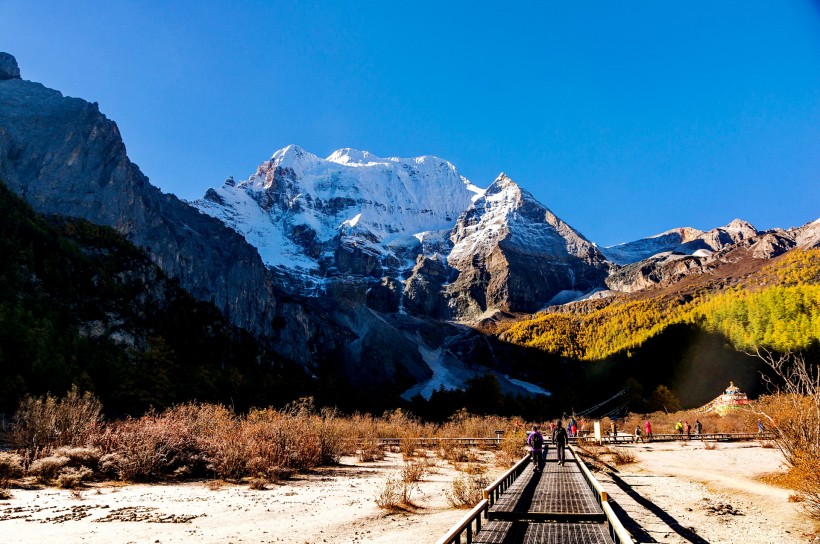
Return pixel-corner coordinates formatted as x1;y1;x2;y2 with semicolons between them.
608;447;636;465
446;473;489;508
375;477;403;509
6;390;540;489
247;477;268;490
9;386;102;451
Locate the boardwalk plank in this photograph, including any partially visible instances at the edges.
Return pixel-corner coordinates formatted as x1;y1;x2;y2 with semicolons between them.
472;521;615;544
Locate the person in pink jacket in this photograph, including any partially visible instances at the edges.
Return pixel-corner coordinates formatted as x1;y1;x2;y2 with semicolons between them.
644;420;653;441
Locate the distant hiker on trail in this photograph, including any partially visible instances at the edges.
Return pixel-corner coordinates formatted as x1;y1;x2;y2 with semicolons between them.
610;419;618;442
569;417;577;437
527;426;545;472
757;419;764;437
553;420;569;465
634;425;643;443
695;419;703;435
645;420;653;441
675;420;684;435
684;421;691;438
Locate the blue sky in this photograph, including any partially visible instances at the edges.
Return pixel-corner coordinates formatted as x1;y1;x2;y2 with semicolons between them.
3;1;820;246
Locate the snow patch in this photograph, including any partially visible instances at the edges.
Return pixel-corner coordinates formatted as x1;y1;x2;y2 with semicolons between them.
505;377;550;396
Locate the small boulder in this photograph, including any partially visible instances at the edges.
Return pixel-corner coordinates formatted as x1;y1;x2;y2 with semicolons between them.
0;53;21;80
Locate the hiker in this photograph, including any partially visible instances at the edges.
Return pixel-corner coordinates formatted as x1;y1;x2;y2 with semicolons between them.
527;426;545;472
553;420;569;465
757;419;764;437
634;425;643;443
644;420;652;441
695;419;703;435
569;416;577;437
610;419;618;442
684;421;691;438
675;420;684;435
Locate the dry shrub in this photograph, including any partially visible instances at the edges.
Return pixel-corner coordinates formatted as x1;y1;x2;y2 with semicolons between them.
56;466;93;489
357;439;384;462
446;473;489;508
248;477;268;490
609;447;636;465
440;441;472;464
54;447;101;469
91;412;199;481
10;386;102;452
0;486;12;500
29;455;70;483
375;477;403;509
497;431;528;467
703;441;718;450
0;452;23;482
402;459;426;484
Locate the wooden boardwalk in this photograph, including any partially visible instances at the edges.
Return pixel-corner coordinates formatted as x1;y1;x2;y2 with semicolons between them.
439;446;628;544
474;448;614;544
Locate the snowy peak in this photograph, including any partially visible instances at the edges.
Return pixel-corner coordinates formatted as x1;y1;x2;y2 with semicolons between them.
602;227;704;265
194;145;481;275
446;173;609;315
603;220;761;266
724;218;756;232
326;147;380;166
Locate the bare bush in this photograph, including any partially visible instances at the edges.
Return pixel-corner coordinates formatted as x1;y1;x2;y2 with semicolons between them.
247;477;268;490
446;473;489;508
752;349;820;520
10;386;102;452
0;452;23;482
402;459;426;485
609;447;636;465
29;455;70;483
375;477;403;509
56;466;93;489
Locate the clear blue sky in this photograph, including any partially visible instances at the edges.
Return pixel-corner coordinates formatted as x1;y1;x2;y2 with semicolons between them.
3;1;820;246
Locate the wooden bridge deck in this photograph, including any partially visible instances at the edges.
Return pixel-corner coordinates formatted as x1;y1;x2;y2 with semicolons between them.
488;461;604;522
472;448;615;544
472;520;614;544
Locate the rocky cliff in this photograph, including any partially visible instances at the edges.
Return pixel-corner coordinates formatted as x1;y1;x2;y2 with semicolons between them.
0;54;280;343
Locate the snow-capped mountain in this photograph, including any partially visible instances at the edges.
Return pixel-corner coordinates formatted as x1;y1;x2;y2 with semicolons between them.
194;147;611;319
444;174;610;316
601;220;760;266
194;145;482;279
601;227;703;265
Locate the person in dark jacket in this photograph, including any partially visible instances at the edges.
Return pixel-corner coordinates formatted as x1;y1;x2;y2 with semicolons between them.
527;426;545;472
552;420;569;465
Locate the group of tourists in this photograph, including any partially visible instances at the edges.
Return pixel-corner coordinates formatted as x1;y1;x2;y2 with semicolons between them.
673;419;703;438
634;419;652;442
634;418;705;441
526;420;570;471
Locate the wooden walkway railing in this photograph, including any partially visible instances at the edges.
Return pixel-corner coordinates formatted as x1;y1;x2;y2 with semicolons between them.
436;446;632;544
435;455;530;544
378;431;772;449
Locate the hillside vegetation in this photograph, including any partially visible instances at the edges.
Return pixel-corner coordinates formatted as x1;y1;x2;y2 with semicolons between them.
0;182;311;415
502;249;820;359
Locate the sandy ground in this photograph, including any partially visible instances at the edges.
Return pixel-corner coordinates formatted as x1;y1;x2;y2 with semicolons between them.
597;440;820;544
2;442;818;543
1;451;502;544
